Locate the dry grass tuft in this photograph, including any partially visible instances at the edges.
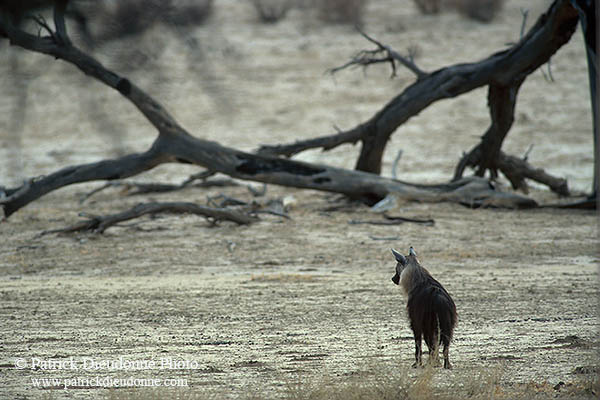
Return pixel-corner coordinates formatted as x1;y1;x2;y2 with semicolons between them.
283;363;412;400
249;0;295;24
412;0;505;22
314;0;368;26
72;361;598;399
452;0;505;23
413;0;441;14
281;361;598;400
105;388;211;400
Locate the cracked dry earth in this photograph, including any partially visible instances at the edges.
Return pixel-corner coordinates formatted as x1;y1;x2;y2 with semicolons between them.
0;0;598;398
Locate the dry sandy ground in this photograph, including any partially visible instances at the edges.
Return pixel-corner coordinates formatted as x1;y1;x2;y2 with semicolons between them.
0;0;598;399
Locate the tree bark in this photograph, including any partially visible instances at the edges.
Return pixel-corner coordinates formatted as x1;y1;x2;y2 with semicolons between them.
454;80;524;182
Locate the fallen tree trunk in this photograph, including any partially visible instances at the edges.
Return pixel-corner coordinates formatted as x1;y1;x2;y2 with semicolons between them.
0;4;560;219
0;136;538;218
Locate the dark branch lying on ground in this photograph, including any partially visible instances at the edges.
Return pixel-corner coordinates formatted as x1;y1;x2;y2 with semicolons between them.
40;201;256;234
78;172;238;203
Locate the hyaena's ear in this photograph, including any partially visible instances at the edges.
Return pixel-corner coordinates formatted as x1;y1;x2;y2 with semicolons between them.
409;247;417;257
391;249;407;265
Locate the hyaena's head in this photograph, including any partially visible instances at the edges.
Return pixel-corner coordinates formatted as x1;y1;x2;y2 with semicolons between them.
391;247;419;285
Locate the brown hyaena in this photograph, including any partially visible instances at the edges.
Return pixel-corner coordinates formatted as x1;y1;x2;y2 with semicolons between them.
391;247;457;369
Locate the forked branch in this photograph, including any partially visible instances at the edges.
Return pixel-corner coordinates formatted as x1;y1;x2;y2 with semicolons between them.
41;202;256;234
328;28;427;79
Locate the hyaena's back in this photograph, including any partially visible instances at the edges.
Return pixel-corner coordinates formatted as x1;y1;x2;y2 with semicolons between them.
408;278;457;347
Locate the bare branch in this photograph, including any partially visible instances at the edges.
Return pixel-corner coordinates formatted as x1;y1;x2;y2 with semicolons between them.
384;214;435;225
247;183;267;197
328;50;394;76
41;201;256;235
329;28;427;79
357;28;427;79
29;15;54;38
258;124;365;157
520;8;529;39
498;152;569;196
542;60;555;82
349;214;434;226
207;194;248;208
180;170;217;186
78;182;114;203
454;147;569;196
79;173;237;203
522;144;534;161
391;149;403;180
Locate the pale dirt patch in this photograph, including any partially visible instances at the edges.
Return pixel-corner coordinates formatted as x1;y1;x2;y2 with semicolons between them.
0;0;598;398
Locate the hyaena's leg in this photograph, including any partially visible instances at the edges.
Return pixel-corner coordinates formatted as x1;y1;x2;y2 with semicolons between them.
443;342;452;369
428;339;440;367
412;334;423;368
429;319;441;366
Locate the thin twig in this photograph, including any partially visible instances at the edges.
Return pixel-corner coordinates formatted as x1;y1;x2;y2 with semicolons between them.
349;219;405;226
522;144;534;161
391;149;403;180
247;183;267;197
546;60;554;82
328;52;392;76
79;172;236;203
79;182;115;203
329;28;427;79
29;15;54;39
383;214;435;225
519;8;529;39
349;213;434;226
254;209;291;219
541;58;554;82
207;194;248;208
358;28;427;79
180;170;216;186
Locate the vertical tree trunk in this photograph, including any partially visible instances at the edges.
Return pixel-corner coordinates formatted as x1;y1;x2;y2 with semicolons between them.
474;81;524;178
355;123;386;174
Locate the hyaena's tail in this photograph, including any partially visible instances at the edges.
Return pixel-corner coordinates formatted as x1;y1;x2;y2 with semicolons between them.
434;291;457;346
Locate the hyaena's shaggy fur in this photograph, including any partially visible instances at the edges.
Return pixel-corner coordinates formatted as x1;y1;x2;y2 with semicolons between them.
391;247;457;369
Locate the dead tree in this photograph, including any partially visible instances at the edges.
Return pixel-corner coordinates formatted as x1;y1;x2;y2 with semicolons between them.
0;1;582;223
259;0;581;197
